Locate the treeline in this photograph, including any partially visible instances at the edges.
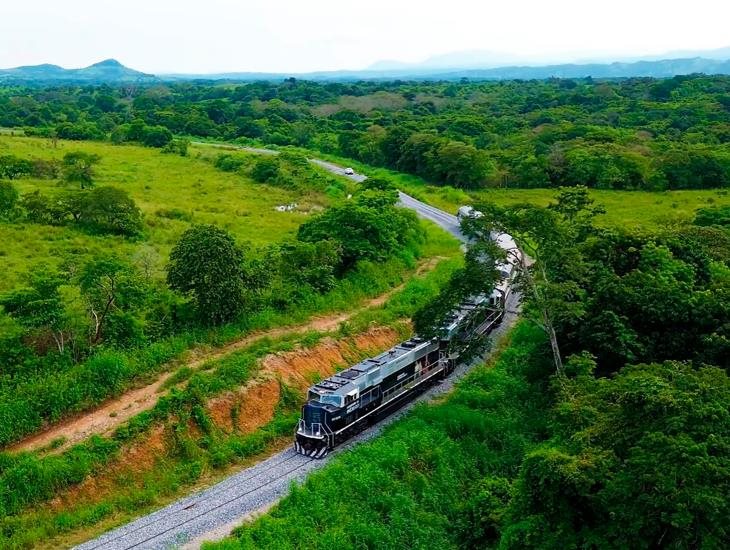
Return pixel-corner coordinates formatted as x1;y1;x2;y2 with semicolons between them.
0;151;143;236
2;75;730;189
212;150;347;196
211;188;730;549
0;180;422;446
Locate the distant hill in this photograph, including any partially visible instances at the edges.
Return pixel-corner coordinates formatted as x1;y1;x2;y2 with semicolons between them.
161;57;730;82
418;57;730;81
0;59;156;84
3;53;730;84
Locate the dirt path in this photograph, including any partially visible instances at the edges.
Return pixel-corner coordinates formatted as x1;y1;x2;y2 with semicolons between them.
8;258;443;455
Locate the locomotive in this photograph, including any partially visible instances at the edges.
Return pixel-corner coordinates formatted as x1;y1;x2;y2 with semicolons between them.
294;229;520;458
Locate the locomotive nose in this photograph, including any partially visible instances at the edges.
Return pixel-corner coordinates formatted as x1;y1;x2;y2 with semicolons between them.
310;446;329;458
294;437;329;459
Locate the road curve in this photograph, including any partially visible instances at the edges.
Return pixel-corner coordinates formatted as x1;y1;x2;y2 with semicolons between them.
75;151;499;550
190;142;461;240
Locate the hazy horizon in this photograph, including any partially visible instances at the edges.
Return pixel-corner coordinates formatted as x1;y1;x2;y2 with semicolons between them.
2;0;730;74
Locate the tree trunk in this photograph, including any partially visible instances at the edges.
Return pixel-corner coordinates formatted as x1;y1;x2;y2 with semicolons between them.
521;257;564;376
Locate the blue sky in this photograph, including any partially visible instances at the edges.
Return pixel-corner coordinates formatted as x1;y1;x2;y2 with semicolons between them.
2;0;729;73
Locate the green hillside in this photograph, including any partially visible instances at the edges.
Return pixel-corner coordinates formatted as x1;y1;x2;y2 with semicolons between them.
0;136;327;289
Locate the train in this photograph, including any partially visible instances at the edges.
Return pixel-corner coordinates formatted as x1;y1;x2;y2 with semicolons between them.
294;222;521;459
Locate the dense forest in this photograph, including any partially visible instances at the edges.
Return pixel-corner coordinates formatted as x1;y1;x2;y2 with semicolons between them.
210;187;730;550
2;75;730;190
1;75;730;547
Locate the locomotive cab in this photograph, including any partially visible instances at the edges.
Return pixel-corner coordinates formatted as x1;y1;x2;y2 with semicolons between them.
295;400;338;458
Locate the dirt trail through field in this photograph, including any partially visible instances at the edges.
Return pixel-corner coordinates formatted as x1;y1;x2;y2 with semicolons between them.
8;258;442;455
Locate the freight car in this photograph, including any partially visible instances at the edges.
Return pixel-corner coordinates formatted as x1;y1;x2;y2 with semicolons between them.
295;230;521;458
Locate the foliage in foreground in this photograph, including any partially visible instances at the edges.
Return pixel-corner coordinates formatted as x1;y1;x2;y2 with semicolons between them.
209;187;730;550
207;323;552;550
0;256;459;547
209;332;730;550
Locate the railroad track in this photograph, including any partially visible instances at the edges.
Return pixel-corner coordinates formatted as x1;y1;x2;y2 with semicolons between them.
75;450;322;550
75;290;521;550
76;151;510;549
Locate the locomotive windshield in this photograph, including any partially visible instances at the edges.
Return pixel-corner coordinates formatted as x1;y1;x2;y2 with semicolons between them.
320;394;343;407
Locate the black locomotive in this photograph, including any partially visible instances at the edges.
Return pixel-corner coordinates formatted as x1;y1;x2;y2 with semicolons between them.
294;231;520;458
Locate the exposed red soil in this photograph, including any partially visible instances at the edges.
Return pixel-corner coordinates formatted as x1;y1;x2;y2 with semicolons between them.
205;326;402;436
45;326;403;513
8;257;440;455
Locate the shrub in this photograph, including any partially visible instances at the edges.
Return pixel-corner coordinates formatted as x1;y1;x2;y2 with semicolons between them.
214;153;247;172
79;186;143;236
62;151;101;189
250;156;280;183
0;181;19;217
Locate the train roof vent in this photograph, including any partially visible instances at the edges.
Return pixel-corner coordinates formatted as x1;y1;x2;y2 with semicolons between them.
316;380;343;391
338;368;364;380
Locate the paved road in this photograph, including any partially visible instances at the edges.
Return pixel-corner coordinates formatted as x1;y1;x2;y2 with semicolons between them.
397;191;463;241
75;151;509;550
191;142;461;238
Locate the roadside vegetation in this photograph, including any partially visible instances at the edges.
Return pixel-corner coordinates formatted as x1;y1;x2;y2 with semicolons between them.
0;253;461;549
0;134;458;451
209;187;729;550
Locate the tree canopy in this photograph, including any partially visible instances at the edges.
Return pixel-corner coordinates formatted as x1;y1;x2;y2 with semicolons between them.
166;224;247;324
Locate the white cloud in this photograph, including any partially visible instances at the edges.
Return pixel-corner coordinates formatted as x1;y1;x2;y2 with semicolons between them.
1;0;729;73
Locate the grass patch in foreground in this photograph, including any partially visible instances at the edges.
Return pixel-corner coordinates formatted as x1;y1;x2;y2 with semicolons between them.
206;322;552;550
0;246;462;548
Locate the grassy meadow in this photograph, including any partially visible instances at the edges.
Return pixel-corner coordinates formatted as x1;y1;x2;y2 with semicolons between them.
413;183;730;231
0;136;329;290
288;148;730;231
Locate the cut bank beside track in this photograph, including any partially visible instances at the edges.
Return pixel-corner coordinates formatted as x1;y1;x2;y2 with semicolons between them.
77;153;518;549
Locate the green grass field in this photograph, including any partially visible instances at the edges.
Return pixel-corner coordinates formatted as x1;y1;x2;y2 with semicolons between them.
0;136;330;291
286;148;730;231
409;183;730;231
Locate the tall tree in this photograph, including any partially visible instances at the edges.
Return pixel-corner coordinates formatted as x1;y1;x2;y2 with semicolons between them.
0;268;71;353
166;225;247;324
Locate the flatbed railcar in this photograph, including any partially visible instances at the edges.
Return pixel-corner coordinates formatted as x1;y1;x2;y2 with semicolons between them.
295;230;520;458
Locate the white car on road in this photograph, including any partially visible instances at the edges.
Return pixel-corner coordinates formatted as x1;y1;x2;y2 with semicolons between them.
457;205;483;220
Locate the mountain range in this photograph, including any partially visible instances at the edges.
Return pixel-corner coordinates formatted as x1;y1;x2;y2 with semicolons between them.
368;46;730;71
2;48;730;84
0;59;155;84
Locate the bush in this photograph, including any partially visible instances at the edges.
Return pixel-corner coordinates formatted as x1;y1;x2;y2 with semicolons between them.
250;156;280;183
0;155;32;180
62;151;101;189
162;139;189;156
79;186;143;236
214;153;247;172
140;125;173;148
694;205;730;227
0;181;19;218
